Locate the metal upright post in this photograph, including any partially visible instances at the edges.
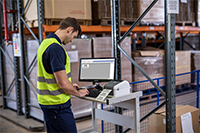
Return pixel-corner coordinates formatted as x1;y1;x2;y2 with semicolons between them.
196;71;199;108
17;0;29;117
141;32;146;47
199;32;200;50
10;0;17;31
0;2;7;109
111;0;122;132
37;0;44;43
164;0;176;132
179;33;183;50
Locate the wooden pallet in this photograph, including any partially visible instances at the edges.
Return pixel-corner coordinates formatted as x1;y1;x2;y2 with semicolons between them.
121;18;137;25
101;18;137;26
26;19;92;27
100;18;112;25
26;20;38;28
175;21;196;27
176;83;191;89
140;21;165;26
45;19;92;26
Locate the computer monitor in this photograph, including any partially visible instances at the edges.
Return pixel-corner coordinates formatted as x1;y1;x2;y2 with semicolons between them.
79;58;115;82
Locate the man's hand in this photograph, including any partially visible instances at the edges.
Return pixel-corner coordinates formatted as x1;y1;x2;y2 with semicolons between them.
73;83;80;90
78;89;89;97
73;83;89;97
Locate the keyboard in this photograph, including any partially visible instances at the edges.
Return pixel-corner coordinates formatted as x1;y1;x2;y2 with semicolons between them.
79;85;102;98
86;89;101;98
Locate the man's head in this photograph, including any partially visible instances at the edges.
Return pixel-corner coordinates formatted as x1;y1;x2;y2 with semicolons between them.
57;17;81;45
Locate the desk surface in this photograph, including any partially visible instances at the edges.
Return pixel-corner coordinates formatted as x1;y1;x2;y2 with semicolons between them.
79;91;142;105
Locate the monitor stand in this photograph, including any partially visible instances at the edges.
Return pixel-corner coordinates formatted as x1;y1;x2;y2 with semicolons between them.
93;83;103;90
80;83;102;90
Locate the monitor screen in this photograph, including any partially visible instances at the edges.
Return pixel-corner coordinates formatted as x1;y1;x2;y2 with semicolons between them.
79;58;115;82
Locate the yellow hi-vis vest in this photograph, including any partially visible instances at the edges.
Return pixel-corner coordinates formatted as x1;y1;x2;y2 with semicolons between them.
37;38;71;105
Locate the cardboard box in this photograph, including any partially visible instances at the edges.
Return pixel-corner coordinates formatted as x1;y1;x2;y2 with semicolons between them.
92;0;128;24
132;47;165;91
191;51;200;71
175;51;191;85
148;105;199;133
24;0;92;21
190;51;200;83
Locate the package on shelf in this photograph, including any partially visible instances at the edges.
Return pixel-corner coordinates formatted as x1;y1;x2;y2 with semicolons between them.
176;0;196;22
124;0;136;19
92;0;126;24
183;34;200;50
190;51;200;84
191;51;200;70
148;105;199;133
175;51;191;85
92;37;132;84
24;0;92;24
63;38;93;118
132;47;165;91
139;0;164;25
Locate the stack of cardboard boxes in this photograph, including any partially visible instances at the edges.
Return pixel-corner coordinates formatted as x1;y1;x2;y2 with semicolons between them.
191;51;200;83
24;0;92;27
131;48;191;91
92;0;134;25
132;47;165;91
176;0;196;22
175;51;191;85
92;0;197;26
139;0;165;25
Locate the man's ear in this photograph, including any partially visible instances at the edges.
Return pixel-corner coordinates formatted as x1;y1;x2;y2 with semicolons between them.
67;27;74;34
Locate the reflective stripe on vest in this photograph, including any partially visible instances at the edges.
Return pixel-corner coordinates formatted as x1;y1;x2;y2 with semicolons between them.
36;88;65;95
37;72;71;84
37;38;71;105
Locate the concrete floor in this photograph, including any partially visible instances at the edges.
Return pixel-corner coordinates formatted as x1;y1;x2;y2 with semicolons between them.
0;115;95;133
0;95;97;133
0;95;200;133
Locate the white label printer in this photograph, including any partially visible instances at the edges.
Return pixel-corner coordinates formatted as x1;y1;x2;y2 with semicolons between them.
103;80;131;97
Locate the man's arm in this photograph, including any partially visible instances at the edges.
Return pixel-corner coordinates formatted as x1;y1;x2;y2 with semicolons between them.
54;70;89;97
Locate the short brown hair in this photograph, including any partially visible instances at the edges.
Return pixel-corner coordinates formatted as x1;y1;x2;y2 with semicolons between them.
59;17;81;35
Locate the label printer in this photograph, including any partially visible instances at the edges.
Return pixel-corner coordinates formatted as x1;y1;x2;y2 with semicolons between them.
103;80;131;97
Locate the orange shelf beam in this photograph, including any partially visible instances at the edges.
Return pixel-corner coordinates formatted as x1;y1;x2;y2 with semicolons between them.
43;25;200;33
42;25;200;39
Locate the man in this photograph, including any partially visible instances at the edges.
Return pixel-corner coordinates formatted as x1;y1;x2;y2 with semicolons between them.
37;17;89;133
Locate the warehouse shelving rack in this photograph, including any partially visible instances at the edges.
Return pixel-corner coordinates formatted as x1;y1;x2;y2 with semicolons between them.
0;0;44;119
0;0;199;133
42;25;200;50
